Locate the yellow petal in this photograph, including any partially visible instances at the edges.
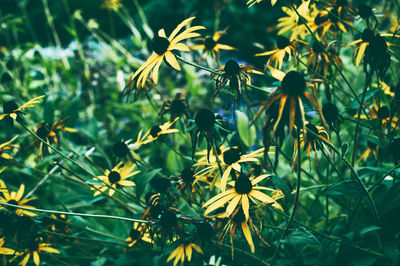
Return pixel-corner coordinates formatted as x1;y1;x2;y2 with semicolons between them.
225;194;241;217
165;51;181;71
241;222;255;253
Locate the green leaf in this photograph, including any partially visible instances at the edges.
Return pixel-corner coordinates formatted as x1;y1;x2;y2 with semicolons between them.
321;180;365;199
236;110;256;147
281;227;320;245
348;88;380;110
271;175;293;205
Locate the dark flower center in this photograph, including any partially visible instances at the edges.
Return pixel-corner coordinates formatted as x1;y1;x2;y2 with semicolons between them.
7;199;18;205
195;108;215;130
328;8;339;23
3;101;18;114
27;238;40;252
368;35;388;55
361;28;375;43
37;123;50;139
151;177;171;193
281;71;306;96
150;125;162;138
160;210;178;228
367;140;377;149
276;36;291;49
224;60;240;77
197;221;213;238
130;229;141;240
322;103;339;123
377;106;389;119
204;37;216;50
149;204;163;219
108;171;121;184
113;141;130;157
223;148;241;165
235;176;252;194
358;4;372;19
170;99;186;114
151;36;170;55
181;167;195;183
305;123;319;142
312;42;324;54
314;14;328;25
232;208;246;224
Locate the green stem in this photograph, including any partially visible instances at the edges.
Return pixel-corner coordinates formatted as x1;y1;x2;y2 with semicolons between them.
0;202;150;223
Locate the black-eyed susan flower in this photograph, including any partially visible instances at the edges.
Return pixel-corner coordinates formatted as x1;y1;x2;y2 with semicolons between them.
254;69;325;138
33;118;78;158
357;100;398;130
322;102;341;131
214;59;263;99
0;135;19;161
203;173;282;221
141;117;180;145
0;96;45;126
159;93;190;121
130;17;205;88
292;122;331;168
188;108;227;161
92;161;139;197
303;41;342;77
191;29;235;64
101;0;122;11
218;207;266;256
359;140;379;162
255;36;297;69
309;6;353;38
346;29;398;76
195;147;264;191
0;180;36;216
247;0;279;8
166;241;203;266
122;75;157;102
126;222;152;247
15;238;60;266
277;1;313;40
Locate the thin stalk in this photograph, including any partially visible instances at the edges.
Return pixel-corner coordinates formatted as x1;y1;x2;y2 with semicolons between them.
270;130;302;263
41;0;70;69
0;202;151;223
351;72;372;166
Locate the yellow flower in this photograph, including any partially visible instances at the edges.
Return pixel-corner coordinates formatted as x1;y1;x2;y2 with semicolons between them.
0;135;19;161
345;29;399;68
16;240;60;266
292;122;332;169
203;173;283;222
358;140;378;162
0;96;45;123
303;41;342;77
130;17;205;88
0;179;37;216
195;147;264;191
277;1;313;40
0;237;20;256
101;0;122;11
247;0;277;7
254;69;325;138
255;36;297;69
356;98;398;130
33;118;78;158
141;117;180;145
191;29;235;63
126;222;152;247
166;242;203;266
92;161;139;197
